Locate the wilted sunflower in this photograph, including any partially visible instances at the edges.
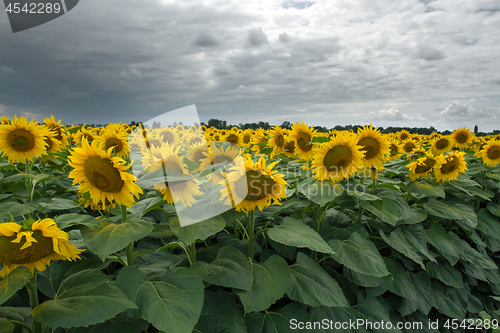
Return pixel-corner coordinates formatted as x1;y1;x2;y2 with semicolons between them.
68;140;143;208
476;140;500;166
219;155;287;213
450;127;474;148
362;165;385;181
434;151;467;182
0;219;83;276
406;154;437;181
356;125;390;167
0;115;49;163
44;115;69;149
312;134;364;182
431;135;452;155
291;121;317;160
97;127;129;158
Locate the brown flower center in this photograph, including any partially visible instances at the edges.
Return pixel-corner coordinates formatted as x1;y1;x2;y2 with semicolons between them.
0;230;54;265
487;146;500;160
84;156;124;192
235;170;275;202
358;137;380;159
296;132;312;152
323;145;353;172
403;141;416;153
440;156;459;174
105;137;124;154
226;134;239;145
7;129;35;152
457;133;468;143
435;138;449;150
415;158;436;174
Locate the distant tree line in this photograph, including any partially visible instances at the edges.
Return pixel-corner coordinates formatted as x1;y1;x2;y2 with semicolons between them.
199;119;499;135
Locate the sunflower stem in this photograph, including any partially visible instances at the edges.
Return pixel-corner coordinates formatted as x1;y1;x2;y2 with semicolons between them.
476;171;486;212
10;320;34;333
126;243;134;266
26;274;42;333
121;205;128;223
247;210;256;259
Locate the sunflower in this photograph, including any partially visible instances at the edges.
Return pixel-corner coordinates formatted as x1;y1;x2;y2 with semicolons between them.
401;138;419;154
157;127;179;146
223;128;242;147
199;143;242;185
77;188;116;211
0;116;10;125
68;140;143;208
397;130;411;142
73;125;97;145
362;165;385;181
434;151;467;182
291;121;317;160
147;144;202;207
267;125;287;157
476;140;500;166
388;141;402;161
450;127;474;148
0;115;49;163
186;142;210;173
406;154;437;181
240;129;253;148
312;134;364;182
40;126;62;157
431;135;452;155
406;147;426;161
97;127;129;158
219;155;287;212
251;130;269;154
356;125;390;167
0;219;83;276
282;137;296;158
44;115;69;149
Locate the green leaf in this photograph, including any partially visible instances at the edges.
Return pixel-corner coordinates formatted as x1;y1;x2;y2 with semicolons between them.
431;284;467;319
0;318;15;333
380;229;425;269
55;213;100;229
170;215;225;245
246;303;309;333
407;181;445;198
33;269;137;328
397;207;428;225
38;198;82;211
194;291;246;333
0;267;32;306
81;218;153;261
423;199;477;230
425;223;460;266
267;217;333;254
426;260;464;289
343;267;386;287
297;178;342;206
450;232;498;269
66;313;149;333
235;255;291;313
308;306;373;333
131;197;164;218
477;209;500;240
328;232;389;277
190;246;253;291
287;253;349;307
116;266;204;333
487;203;500;217
360;199;399;226
312;136;330;143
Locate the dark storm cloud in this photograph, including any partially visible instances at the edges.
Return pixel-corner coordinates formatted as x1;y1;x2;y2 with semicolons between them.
0;0;499;131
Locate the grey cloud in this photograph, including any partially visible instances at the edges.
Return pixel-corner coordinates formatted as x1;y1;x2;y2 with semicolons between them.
282;1;314;9
194;31;220;47
415;46;446;61
279;32;291;43
245;27;268;48
213;68;230;76
439;100;491;120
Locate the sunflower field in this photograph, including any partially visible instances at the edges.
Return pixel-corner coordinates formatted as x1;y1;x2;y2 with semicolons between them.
1;115;500;333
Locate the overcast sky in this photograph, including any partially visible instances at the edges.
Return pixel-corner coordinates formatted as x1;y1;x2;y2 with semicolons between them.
1;0;500;131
